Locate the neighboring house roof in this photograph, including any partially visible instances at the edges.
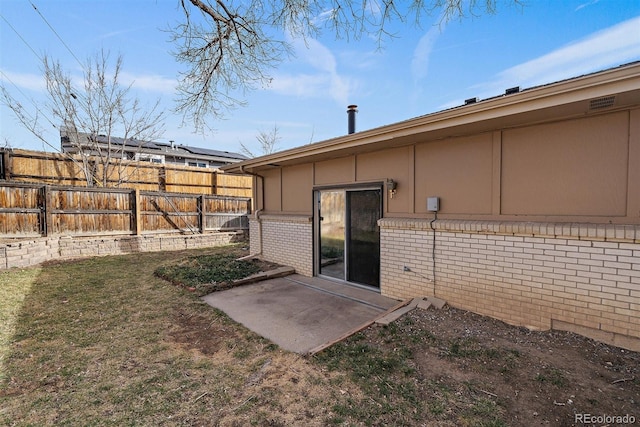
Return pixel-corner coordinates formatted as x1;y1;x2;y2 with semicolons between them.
61;132;247;164
221;61;640;174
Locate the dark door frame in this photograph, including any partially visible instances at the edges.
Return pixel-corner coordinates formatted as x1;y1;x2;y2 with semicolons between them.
313;182;383;290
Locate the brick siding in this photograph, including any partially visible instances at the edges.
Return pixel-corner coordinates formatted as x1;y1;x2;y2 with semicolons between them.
256;215;313;276
380;218;640;351
249;217;261;256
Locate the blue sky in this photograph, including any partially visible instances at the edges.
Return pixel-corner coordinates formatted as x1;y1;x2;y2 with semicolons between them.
1;0;639;155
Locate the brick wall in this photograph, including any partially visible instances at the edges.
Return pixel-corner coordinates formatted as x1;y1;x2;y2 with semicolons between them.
258;215;313;276
380;218;640;351
249;217;261;256
0;231;246;270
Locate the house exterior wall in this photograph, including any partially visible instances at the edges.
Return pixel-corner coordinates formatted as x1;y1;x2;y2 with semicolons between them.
249;217;261;256
258;109;639;224
500;112;630;216
315;157;355;185
262;168;282;212
257;215;313;276
281;164;313;213
357;147;413;214
250;106;640;350
380;219;640;351
414;133;494;215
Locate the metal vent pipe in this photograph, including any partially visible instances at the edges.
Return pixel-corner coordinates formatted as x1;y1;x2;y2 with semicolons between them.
347;104;358;134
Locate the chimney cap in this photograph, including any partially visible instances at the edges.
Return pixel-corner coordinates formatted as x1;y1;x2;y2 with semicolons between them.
347;104;358;110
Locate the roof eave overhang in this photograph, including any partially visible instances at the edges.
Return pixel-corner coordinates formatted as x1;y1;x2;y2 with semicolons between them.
221;63;640;174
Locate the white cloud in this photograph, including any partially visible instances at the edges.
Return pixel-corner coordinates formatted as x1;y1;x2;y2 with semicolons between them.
267;37;357;106
575;0;600;12
339;49;380;70
95;26;146;42
409;21;446;109
268;73;329;97
411;25;442;85
312;9;337;27
312;2;382;27
120;72;177;95
0;70;46;92
473;16;640;99
0;69;176;97
296;37;337;73
365;0;382;18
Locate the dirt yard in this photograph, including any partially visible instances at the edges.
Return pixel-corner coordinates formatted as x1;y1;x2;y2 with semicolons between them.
172;296;639;426
356;306;640;426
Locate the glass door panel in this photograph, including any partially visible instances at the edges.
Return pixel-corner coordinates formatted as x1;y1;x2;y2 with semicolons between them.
319;190;345;280
347;190;381;287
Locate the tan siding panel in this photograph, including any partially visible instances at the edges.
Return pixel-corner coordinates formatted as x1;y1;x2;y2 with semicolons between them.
281;164;313;213
627;109;640;219
357;147;411;214
501;112;628;216
415;133;493;214
314;156;355;185
262;169;282;212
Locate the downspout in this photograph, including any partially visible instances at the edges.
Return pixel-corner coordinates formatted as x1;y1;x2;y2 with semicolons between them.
240;165;264;257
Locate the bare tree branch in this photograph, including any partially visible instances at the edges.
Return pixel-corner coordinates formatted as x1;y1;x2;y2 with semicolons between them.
240;123;281;157
1;49;165;187
172;0;512;131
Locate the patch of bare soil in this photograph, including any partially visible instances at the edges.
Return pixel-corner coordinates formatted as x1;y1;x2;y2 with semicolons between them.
369;306;639;426
167;307;356;426
169;310;237;355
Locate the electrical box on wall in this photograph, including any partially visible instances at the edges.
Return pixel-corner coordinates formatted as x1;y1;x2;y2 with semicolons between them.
427;197;440;212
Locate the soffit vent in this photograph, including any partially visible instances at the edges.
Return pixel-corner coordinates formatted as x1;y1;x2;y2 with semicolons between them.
589;95;616;110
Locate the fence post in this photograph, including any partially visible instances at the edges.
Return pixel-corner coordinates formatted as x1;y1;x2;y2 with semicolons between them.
199;195;206;234
2;150;11;180
0;151;5;180
212;171;218;195
42;185;52;236
132;189;142;235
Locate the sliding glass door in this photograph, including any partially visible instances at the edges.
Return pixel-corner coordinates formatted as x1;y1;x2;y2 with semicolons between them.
316;187;381;288
318;190;346;281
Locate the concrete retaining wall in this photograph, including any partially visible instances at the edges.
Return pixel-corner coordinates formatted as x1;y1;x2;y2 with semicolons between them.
0;231;247;270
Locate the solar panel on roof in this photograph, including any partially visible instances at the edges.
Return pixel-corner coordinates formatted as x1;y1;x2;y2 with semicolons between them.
182;146;246;159
83;133;245;159
95;135;160;149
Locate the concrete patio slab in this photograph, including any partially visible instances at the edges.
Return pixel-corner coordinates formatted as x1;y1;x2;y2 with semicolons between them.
201;274;398;354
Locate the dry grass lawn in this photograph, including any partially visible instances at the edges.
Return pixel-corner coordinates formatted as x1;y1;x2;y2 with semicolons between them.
1;243;638;426
0;246;356;426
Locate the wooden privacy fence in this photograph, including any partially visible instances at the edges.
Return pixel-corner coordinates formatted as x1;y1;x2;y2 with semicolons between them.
0;182;251;238
0;149;252;197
